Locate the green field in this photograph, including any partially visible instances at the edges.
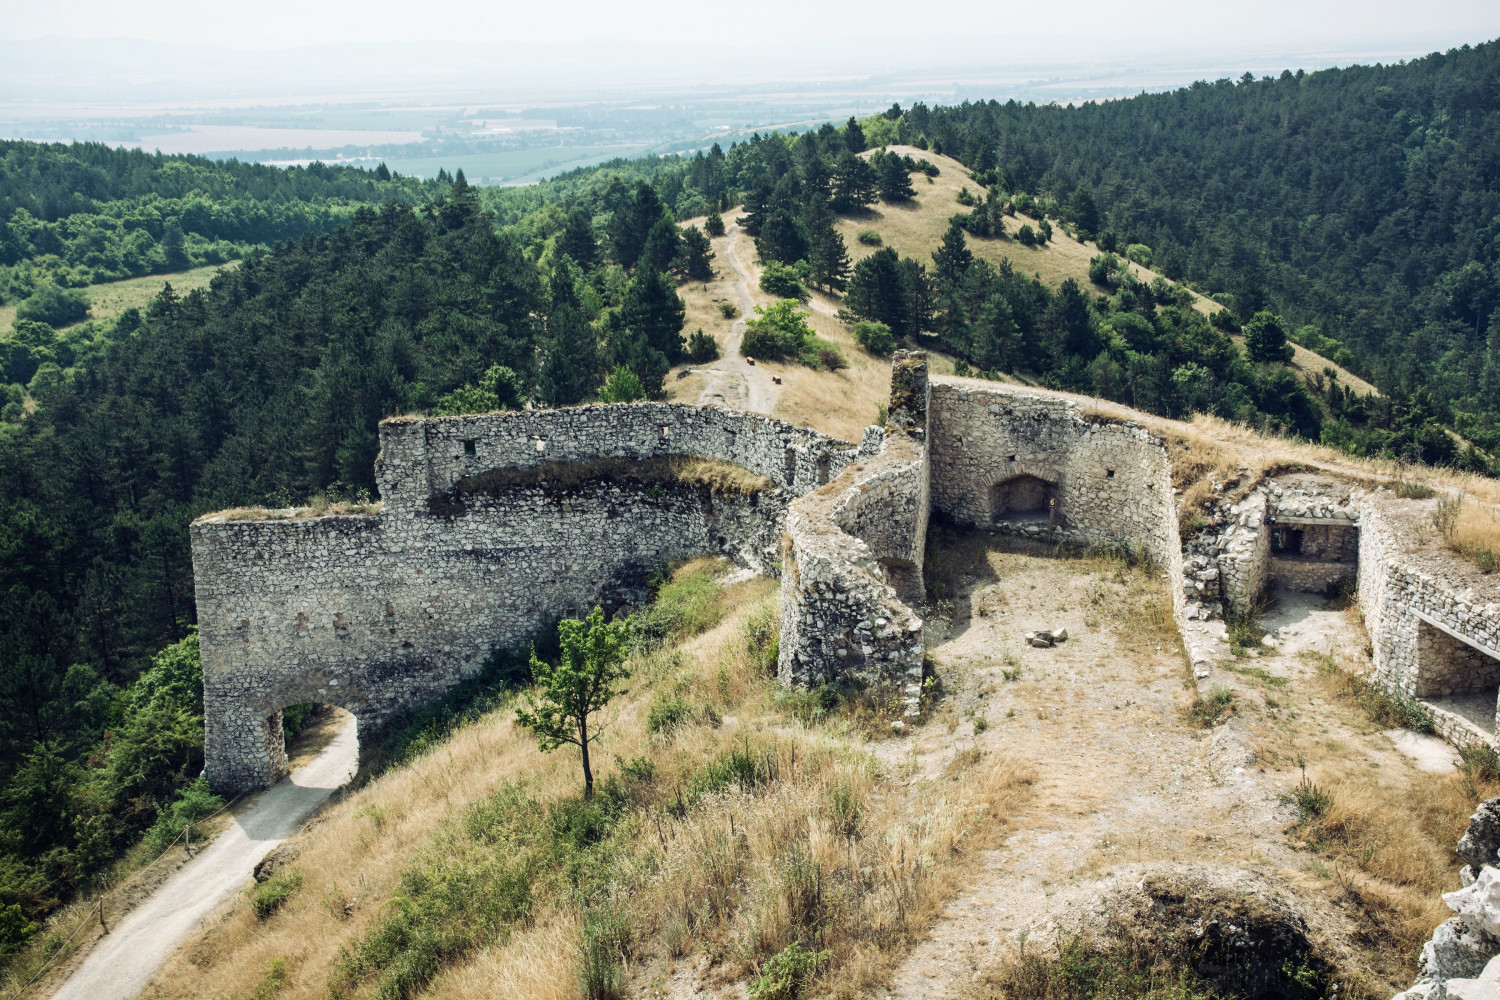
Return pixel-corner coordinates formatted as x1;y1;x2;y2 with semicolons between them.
1;262;236;332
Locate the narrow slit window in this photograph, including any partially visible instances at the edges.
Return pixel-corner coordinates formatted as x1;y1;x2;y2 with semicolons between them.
463;439;477;457
1106;468;1115;479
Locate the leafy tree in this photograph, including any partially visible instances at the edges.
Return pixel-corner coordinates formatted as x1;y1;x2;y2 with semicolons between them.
514;607;630;798
851;320;896;355
432;366;525;415
15;285;88;327
741;300;813;361
759;261;809;301
1243;310;1295;364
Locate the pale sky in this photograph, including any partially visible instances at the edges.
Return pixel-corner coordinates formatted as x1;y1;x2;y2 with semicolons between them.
4;0;1498;52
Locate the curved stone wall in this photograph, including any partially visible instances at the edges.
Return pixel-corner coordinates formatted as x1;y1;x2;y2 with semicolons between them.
194;403;864;794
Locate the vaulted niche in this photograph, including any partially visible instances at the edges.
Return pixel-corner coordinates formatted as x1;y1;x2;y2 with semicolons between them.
991;474;1057;524
1268;518;1358;596
1416;614;1500;735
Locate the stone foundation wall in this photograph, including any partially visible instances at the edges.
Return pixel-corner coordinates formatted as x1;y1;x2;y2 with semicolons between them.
926;382;1180;575
1360;495;1500;735
1217;491;1270;617
1268;556;1355;595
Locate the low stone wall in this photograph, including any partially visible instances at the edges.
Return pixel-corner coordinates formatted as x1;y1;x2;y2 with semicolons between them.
779;353;929;713
1268;556;1354;595
1359;495;1500;746
1217;491;1270;617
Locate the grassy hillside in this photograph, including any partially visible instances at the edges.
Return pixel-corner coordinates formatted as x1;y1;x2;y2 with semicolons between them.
0;263;234;333
836;146;1378;399
137;559;1034;1000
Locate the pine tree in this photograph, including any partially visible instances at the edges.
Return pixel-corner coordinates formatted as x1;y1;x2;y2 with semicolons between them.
844;116;867;153
704;211;725;237
677;225;714;282
808;226;851;292
558;210;599;270
640;216;681;274
831;151;876;213
932;220;974;288
874;151;917;202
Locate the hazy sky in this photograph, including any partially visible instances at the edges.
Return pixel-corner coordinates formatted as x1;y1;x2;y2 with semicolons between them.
5;0;1498;53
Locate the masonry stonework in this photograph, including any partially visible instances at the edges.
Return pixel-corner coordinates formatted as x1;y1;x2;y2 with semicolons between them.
194;362;1500;791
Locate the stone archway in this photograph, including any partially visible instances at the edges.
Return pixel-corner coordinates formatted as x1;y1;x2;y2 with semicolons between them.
991;474;1057;523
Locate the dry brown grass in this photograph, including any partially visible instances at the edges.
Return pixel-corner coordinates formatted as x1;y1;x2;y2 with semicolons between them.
141;563;1032;1000
452;455;773;496
1436;494;1500;570
199;498;383;524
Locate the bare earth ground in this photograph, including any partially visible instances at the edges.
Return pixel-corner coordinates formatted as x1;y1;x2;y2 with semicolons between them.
45;711;356;1000
876;531;1450;998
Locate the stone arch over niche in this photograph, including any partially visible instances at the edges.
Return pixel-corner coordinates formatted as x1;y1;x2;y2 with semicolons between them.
990;473;1058;523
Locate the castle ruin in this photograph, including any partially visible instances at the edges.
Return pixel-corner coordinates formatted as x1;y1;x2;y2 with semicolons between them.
192;353;1500;793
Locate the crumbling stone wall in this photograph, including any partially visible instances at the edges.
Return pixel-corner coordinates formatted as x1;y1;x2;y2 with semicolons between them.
194;406;866;793
926;380;1182;577
779;352;929;714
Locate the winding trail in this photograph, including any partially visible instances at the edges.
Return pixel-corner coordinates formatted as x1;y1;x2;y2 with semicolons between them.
696;220;779;416
50;716;358;1000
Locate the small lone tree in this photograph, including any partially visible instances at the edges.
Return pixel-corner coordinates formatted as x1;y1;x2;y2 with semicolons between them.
515;607;631;798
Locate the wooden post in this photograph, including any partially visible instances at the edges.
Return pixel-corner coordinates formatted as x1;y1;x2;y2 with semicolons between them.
97;897;107;936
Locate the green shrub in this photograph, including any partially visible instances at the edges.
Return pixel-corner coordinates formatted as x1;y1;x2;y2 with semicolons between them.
581;908;633;1000
251;868;303;920
742;300;813;361
759;261;810;301
647;693;693;734
16;284;89;327
827;780;862;839
1016;224;1036;246
686;329;720;363
248;958;289;1000
1287;772;1332;822
718;302;738;319
632;564;723;649
599;365;645;403
749;941;829;1000
1188;686;1235;728
973;714;989;734
808;343;847;371
1459;741;1500;783
143;778;225;855
704;211;726;237
851;320;895;355
857;231;882;246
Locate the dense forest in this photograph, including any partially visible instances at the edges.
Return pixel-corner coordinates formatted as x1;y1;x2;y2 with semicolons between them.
1;38;1497;954
0;141;430;300
905;40;1500;461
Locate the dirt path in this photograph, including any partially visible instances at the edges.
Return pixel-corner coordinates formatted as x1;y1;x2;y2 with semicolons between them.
695;221;778;416
49;716;357;1000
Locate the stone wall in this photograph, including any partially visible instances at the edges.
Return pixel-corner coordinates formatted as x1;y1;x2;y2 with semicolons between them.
1359;495;1500;744
926;381;1181;579
1217;491;1271;617
1267;556;1355;595
779;352;929;714
376;403;873;514
194;405;862;793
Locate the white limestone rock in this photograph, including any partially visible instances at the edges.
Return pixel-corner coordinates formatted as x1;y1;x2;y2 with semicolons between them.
1446;867;1500;942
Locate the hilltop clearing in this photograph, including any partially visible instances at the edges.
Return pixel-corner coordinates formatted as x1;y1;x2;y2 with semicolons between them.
837;145;1378;399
